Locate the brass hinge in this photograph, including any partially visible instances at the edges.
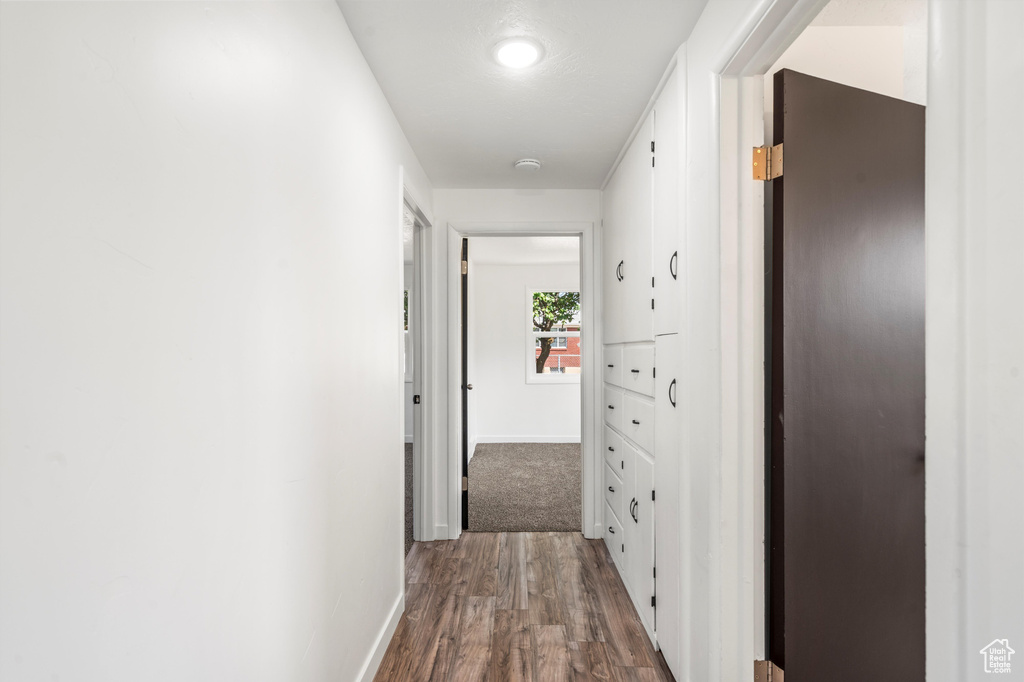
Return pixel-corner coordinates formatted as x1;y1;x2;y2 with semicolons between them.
461;260;468;275
754;661;784;682
752;144;783;180
462;476;469;491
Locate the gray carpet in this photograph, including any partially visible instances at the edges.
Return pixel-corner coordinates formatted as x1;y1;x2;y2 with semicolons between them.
468;442;581;532
405;443;413;556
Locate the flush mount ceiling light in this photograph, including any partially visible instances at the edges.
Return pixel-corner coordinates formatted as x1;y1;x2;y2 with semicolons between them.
494;38;543;69
514;158;542;171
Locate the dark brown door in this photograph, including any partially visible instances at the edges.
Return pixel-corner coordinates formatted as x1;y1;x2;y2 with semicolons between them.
768;69;925;681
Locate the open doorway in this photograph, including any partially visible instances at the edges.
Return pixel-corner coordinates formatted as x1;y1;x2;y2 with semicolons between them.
401;198;428;556
461;235;583;533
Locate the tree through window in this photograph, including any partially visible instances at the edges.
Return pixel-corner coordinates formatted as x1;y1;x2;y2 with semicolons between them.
531;291;581;377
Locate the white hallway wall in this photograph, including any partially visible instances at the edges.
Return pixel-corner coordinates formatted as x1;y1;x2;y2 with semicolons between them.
0;3;431;681
469;257;581;448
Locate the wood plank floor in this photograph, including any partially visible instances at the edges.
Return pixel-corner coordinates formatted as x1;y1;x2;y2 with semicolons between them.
374;532;675;682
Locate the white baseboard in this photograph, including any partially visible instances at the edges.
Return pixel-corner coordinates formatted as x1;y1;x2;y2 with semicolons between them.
434;523;451;541
589;522;604;540
474;435;582;444
355;591;404;682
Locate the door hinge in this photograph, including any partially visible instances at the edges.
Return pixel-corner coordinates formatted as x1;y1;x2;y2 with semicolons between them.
651;596;657;608
653;566;656;578
754;661;784;682
652;276;655;287
753;144;783;180
651;299;655;310
653;367;656;378
413;395;421;404
652;489;656;501
462;476;468;491
461;260;468;275
651;141;655;153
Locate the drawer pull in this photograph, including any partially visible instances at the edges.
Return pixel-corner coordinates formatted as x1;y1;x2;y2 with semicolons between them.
608;446;615;452
607;364;614;368
608;526;615;534
630;369;640;374
608;405;615;410
670;250;679;280
630;498;639;523
608;486;615;493
616;260;624;282
669;378;677;407
631;419;641;425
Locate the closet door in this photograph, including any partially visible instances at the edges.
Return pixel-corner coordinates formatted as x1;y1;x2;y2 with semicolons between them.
654;333;682;673
653;67;681;336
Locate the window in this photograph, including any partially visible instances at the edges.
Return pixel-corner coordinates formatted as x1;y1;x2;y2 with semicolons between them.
527;290;581;383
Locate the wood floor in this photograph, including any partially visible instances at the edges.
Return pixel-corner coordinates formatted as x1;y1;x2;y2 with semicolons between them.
374;532;675;682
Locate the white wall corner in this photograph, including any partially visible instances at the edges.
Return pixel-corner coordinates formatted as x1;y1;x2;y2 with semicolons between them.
355;592;404;682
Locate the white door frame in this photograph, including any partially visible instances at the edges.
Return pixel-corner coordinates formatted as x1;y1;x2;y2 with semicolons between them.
445;221;601;539
402;184;434;547
708;0;830;672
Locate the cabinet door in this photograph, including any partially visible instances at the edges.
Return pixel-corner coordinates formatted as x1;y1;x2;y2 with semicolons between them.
653;68;682;336
604;113;654;344
621;113;655;342
654;334;682;673
632;447;656;639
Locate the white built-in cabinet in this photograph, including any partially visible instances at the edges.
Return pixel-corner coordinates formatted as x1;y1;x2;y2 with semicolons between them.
602;113;653;344
602;343;657;640
601;64;683;671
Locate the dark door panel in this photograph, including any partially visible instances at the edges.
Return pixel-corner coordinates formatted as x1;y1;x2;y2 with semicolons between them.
768;69;925;682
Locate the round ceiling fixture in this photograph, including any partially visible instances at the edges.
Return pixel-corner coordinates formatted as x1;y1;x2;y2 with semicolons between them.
494;38;543;69
514;158;542;171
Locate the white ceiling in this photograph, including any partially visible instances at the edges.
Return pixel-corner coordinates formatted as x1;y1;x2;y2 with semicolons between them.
469;236;580;266
336;0;707;189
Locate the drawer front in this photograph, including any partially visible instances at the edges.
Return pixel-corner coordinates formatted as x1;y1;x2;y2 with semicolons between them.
604;463;624;524
622;345;656;397
604;346;624;388
603;385;623;432
605;500;625;570
623;394;655;454
604;425;625;472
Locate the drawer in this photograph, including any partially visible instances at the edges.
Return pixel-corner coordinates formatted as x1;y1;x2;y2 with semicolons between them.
603;385;623;432
623;393;655;454
622;345;655;397
603;347;624;388
604;425;625;472
605;501;625;569
604;463;624;523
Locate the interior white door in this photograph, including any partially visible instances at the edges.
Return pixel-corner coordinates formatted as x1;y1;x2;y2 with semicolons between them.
653;68;681;337
654;333;682;673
